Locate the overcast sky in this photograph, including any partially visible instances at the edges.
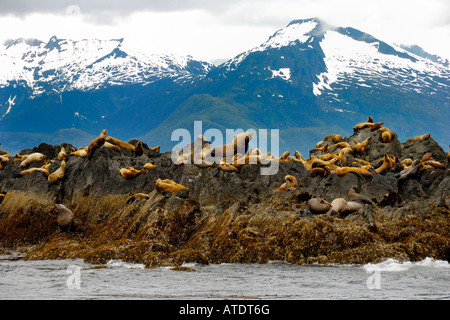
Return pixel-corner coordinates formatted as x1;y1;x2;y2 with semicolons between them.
0;0;449;64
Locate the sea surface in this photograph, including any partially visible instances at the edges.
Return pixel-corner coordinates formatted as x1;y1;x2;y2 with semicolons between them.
0;252;448;300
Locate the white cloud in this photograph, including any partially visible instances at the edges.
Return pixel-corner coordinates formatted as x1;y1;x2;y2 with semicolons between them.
0;0;448;63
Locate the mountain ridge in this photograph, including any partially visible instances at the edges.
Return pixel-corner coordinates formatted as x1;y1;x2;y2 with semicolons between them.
0;18;449;155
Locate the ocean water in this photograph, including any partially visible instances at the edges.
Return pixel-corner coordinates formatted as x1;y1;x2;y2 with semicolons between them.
0;253;448;300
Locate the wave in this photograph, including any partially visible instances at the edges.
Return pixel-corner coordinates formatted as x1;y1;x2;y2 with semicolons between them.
363;257;450;272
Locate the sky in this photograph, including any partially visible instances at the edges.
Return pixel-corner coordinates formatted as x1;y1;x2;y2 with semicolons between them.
0;0;449;64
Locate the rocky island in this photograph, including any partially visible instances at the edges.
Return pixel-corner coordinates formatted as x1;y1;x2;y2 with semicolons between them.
0;117;449;267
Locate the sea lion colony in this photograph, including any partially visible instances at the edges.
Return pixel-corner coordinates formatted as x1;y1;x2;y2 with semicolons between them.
0;117;449;226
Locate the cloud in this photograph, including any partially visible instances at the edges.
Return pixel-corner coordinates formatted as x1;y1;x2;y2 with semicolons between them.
0;0;448;61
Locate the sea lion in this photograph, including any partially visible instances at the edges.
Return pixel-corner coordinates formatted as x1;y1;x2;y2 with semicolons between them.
48;160;66;183
148;146;161;153
144;163;157;170
343;201;363;214
57;147;67;161
330;198;347;214
87;129;107;157
176;152;194;166
0;154;10;170
126;193;150;204
218;162;239;173
210;132;254;160
331;142;352;150
378;127;396;143
420;152;433;163
401;158;413;166
106;136;135;151
353;121;383;131
347;188;374;205
120;167;145;179
339;147;353;155
70;149;88;157
367;116;374;123
20;167;49;177
336;166;372;177
310;167;329;177
278;151;291;161
323;134;342;143
134;141;145;156
405;133;430;143
351;137;371;155
398;159;421;181
102;141;121;152
19;153;46;168
422;160;446;170
307;198;331;214
155;178;188;194
294;151;306;162
310;144;329;153
54;204;75;233
42;160;55;169
375;154;393;174
274;175;298;192
447;145;450;165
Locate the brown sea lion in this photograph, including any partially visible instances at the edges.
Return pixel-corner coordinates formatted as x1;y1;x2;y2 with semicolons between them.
343;201;363;214
347;188;374;205
353;121;383;131
219;162;239;173
278;151;291;161
331;142;352;150
310;144;329;153
378;127;397;143
106;136;135;151
330;198;347;214
323;134;342;143
102;141;121;152
134;141;145;156
155;178;188;194
57;147;67;161
375;154;393;174
351;137;371;155
210;132;253;160
19;153;46;168
70;149;88;157
405;133;430;143
310;167;329;177
126;193;150;204
120;167;145;179
336;166;372;177
54;203;75;233
87;129;107;157
274;175;298;192
148;146;161;153
144;163;157;170
48;160;66;183
0;155;10;170
20;167;49;177
307;198;331;214
398;159;421;181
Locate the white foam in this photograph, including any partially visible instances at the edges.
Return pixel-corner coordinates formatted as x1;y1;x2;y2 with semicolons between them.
363;257;450;273
106;259;145;269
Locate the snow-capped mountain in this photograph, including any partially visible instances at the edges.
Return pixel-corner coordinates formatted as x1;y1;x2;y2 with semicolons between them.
0;18;449;155
0;36;212;96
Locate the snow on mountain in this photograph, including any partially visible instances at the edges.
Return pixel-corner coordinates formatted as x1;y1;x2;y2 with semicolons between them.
0;36;213;96
223;19;318;71
313;29;450;99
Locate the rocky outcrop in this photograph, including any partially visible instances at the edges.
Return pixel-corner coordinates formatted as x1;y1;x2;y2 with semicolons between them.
0;120;449;266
